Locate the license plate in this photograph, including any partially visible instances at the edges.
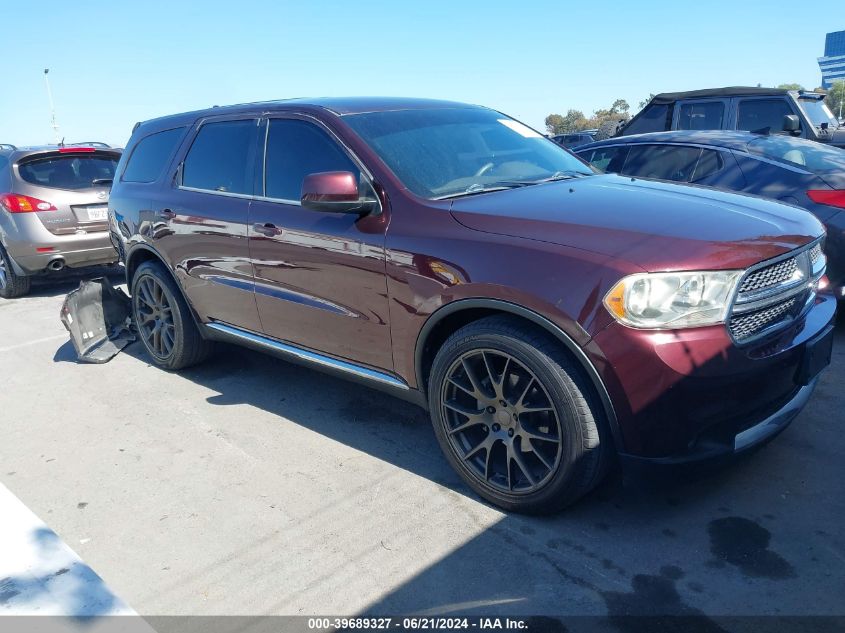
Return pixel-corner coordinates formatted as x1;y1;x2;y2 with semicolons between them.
796;325;834;386
85;206;108;222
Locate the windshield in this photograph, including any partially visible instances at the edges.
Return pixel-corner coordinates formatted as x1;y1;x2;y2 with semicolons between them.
344;108;594;199
747;135;845;173
798;98;839;128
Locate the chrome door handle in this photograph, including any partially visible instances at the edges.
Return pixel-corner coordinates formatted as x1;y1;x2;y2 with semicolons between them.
253;222;282;237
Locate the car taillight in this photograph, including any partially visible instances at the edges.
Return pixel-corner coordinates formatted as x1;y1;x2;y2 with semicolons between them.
0;193;58;213
807;190;845;209
58;147;95;153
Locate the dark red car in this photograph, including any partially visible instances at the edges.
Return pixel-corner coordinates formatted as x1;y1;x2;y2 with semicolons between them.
109;98;835;513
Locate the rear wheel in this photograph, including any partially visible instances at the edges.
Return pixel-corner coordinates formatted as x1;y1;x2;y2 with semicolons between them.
428;316;609;513
131;261;213;369
0;244;32;299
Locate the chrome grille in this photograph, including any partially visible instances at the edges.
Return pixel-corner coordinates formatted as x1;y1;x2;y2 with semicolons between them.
737;257;798;294
729;242;823;344
728;298;797;341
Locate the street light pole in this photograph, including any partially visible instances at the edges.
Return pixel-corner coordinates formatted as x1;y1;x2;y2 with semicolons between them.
43;69;60;144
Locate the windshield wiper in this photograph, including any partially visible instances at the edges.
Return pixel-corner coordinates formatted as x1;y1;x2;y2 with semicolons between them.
485;171;593;188
436;171;593;200
436;182;527;200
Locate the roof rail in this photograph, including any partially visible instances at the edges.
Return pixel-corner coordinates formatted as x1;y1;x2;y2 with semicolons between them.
0;143;17;151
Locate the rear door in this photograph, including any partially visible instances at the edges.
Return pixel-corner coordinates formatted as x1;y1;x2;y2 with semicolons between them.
248;115;393;370
151;115;262;332
14;150;120;235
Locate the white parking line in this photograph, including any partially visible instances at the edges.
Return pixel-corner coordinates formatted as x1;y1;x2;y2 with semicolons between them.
0;334;67;354
0;482;137;617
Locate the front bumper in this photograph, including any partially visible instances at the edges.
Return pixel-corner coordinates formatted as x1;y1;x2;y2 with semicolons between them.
586;293;836;462
619;377;817;466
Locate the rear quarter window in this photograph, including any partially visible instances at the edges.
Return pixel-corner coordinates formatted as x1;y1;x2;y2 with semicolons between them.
122;127;186;183
622;103;671;135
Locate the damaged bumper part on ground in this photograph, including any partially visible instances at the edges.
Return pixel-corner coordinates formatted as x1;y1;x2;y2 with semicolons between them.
60;277;135;363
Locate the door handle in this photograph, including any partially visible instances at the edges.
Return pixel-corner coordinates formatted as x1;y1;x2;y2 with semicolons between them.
159;208;176;220
253;222;282;237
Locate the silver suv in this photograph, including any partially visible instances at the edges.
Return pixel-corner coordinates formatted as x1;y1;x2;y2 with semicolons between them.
0;144;121;298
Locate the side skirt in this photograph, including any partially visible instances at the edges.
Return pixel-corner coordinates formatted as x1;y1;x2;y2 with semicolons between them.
203;322;428;408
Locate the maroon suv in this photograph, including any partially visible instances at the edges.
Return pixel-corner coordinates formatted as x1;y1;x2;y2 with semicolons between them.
109;98;835;513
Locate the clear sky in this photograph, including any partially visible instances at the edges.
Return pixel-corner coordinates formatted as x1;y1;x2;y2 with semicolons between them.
0;0;837;147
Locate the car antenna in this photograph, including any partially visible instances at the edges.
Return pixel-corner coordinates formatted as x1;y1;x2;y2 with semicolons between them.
58;136;65;147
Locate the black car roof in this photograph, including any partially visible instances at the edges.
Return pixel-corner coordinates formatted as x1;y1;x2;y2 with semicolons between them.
575;130;764;152
649;87;824;104
135;97;488;136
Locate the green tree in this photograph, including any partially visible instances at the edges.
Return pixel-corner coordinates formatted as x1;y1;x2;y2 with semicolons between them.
545;109;588;134
826;81;845;120
638;93;655;110
776;83;805;90
545;113;565;135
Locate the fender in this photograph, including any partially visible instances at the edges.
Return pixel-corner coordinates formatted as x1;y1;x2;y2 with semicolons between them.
414;298;622;450
124;242;209;337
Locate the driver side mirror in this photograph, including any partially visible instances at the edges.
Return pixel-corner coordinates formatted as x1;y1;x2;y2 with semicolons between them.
300;171;377;214
782;114;800;134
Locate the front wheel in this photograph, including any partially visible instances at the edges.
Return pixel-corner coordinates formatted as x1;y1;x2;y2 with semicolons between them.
428;316;609;513
131;261;213;369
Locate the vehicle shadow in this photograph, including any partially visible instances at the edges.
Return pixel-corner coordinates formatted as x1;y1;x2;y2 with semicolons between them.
100;309;845;620
0;527;123;617
26;266;123;299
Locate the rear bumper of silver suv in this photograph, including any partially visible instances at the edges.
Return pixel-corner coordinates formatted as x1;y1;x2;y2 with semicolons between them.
1;212;117;274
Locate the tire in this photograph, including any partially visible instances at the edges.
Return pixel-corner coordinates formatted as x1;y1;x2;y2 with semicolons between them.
130;260;213;369
0;244;32;299
427;315;610;514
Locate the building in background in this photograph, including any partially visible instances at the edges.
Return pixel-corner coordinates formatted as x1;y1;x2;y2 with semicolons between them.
819;30;845;89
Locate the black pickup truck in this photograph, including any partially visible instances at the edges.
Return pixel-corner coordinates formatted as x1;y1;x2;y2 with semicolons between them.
612;87;844;149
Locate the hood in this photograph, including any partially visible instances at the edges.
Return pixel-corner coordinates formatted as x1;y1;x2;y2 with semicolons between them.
449;174;824;272
828;127;845;149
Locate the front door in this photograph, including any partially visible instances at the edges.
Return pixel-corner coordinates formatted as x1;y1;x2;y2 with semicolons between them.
248;116;393;372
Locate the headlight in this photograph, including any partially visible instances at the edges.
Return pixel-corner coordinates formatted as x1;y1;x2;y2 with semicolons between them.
604;271;742;329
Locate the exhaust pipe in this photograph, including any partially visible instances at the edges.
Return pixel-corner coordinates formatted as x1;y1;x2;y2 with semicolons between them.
47;258;65;272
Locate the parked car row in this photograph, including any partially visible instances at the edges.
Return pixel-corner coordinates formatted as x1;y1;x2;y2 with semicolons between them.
99;97;836;513
620;87;845;148
0;143;121;297
575;130;845;294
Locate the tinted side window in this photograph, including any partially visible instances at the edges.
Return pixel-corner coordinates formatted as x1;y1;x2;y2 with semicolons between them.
691;149;724;181
623;103;670;135
122;127;185;183
583;146;629;173
264;119;360;201
737;99;795;133
621;145;702;182
678;101;725;130
182;120;256;194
